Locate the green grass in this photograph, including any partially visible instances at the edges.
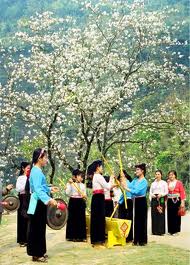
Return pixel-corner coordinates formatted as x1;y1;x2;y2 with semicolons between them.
0;214;189;265
47;243;190;265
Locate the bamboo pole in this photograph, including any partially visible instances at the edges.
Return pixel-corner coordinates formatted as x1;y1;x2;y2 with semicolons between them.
110;203;119;220
101;153;127;209
58;177;86;199
118;148;127;209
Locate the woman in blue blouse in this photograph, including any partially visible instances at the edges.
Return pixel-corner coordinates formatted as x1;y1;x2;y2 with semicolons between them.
123;163;148;246
27;148;58;263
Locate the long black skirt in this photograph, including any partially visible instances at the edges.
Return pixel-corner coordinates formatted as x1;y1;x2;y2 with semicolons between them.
134;197;147;245
90;193;105;244
105;200;114;217
118;199;133;241
151;197;166;235
27;200;47;257
66;197;86;241
17;194;29;244
167;198;181;234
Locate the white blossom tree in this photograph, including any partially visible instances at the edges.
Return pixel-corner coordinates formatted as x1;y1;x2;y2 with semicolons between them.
0;1;188;182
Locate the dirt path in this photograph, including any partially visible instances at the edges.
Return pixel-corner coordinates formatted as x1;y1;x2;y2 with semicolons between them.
0;209;189;265
1;208;190;251
148;209;190;250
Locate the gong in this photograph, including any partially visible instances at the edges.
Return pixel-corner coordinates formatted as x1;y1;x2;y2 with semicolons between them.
2;195;20;212
47;198;68;230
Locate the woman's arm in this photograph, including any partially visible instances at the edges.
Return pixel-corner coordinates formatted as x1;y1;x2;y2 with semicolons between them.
2;184;13;195
32;173;51;205
149;183;155;201
98;175;112;190
178;181;186;207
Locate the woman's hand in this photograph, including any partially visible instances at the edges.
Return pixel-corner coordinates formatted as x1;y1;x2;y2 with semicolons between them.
6;184;13;191
111;184;118;189
120;171;125;179
68;178;74;184
82;195;87;200
120;179;127;190
51;186;59;193
48;198;58;207
180;200;185;208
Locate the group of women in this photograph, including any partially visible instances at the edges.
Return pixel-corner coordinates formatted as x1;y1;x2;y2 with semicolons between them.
55;159;187;251
1;147;186;263
149;169;186;236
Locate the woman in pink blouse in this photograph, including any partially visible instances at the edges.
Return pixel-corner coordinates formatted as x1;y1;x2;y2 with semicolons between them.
149;170;168;235
167;170;186;235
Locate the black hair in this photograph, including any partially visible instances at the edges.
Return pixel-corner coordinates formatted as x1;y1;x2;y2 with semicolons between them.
72;169;83;177
87;160;103;176
155;169;163;176
118;170;132;182
104;175;110;183
32;148;47;166
168;170;177;179
19;162;30;176
135;163;146;176
86;160;103;188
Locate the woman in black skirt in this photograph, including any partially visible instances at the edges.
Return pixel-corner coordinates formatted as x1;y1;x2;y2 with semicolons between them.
118;170;133;242
27;148;59;263
167;170;186;235
16;162;31;246
123;164;148;246
66;169;87;242
88;160;115;248
149;170;168;236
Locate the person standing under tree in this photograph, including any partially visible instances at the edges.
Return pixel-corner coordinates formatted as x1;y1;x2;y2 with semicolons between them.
149;170;168;236
167;170;186;236
16;162;31;247
122;164;148;246
27;148;59;263
88;160;116;248
66;169;87;242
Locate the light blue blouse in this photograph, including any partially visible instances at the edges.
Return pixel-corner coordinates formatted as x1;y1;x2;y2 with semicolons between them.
129;177;148;197
29;166;51;205
119;177;148;204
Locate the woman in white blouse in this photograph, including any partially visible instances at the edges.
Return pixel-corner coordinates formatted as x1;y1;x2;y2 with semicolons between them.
149;170;168;236
16;162;31;246
65;169;87;242
87;160;115;248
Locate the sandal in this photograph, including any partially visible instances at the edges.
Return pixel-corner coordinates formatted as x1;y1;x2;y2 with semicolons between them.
32;256;47;263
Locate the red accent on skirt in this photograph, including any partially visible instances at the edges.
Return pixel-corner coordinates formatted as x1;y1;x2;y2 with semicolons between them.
93;189;104;195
